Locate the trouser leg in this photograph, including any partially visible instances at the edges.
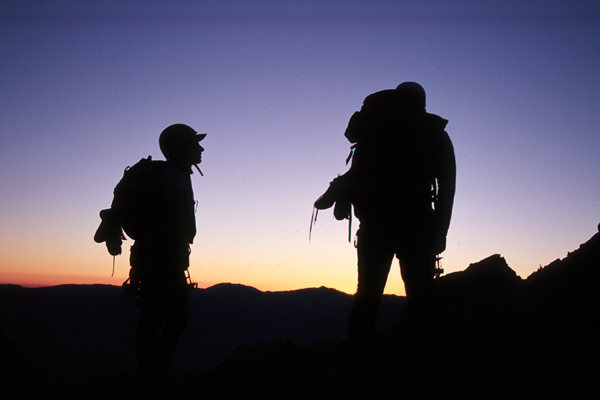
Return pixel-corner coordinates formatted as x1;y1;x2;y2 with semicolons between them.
348;229;395;345
398;251;435;315
397;251;436;351
396;251;437;395
136;296;165;380
156;292;188;372
135;292;187;396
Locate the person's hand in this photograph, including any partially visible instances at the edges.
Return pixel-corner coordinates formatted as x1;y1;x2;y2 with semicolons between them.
106;237;122;256
333;200;351;220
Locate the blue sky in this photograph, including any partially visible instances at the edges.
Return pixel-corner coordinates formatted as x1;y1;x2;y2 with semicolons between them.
1;1;599;293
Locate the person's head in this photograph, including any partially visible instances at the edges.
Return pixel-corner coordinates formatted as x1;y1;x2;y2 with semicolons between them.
159;123;205;166
396;81;426;111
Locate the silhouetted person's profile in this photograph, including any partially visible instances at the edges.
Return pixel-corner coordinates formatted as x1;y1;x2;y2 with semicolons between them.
94;123;205;393
314;82;456;351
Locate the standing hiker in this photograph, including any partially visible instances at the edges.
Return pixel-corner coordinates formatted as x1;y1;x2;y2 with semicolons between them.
95;123;205;392
314;82;456;348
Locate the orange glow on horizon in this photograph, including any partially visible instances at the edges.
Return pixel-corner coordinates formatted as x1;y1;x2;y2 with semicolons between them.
0;270;406;296
0;234;407;296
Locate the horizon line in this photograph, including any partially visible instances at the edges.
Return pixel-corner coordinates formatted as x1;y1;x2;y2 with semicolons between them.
0;281;372;296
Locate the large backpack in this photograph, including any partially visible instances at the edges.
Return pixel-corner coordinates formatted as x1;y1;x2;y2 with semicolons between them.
312;89;448;241
344;90;448;213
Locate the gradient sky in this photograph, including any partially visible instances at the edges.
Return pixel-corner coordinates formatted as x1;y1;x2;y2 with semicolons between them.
1;1;599;295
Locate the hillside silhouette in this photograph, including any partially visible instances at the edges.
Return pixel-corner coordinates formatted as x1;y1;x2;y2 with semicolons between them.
0;281;403;397
190;228;600;399
2;227;599;398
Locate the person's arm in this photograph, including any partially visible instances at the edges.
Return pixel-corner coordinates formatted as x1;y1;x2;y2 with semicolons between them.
435;131;456;252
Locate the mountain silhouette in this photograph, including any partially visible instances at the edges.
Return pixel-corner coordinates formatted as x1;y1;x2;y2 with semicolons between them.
0;281;403;397
2;227;599;398
189;228;600;399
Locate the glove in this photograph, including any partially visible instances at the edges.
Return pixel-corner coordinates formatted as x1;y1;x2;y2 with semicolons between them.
333;200;351;220
314;175;350;210
105;236;123;256
94;208;125;255
434;235;447;255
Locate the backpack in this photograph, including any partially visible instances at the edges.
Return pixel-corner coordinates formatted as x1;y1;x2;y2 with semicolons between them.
110;156;167;241
312;90;448;242
94;156;167;250
344;90;448;213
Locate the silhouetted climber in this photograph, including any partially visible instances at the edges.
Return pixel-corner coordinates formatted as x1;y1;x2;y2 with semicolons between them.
314;82;456;349
94;123;205;392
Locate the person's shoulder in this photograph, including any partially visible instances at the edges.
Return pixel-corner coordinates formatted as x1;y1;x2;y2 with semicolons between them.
162;164;186;177
160;165;188;191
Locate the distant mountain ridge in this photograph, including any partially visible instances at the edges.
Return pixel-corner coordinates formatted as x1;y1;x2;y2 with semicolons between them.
2;226;599;398
0;279;404;387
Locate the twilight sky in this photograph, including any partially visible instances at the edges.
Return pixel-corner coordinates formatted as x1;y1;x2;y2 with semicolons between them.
1;1;599;295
